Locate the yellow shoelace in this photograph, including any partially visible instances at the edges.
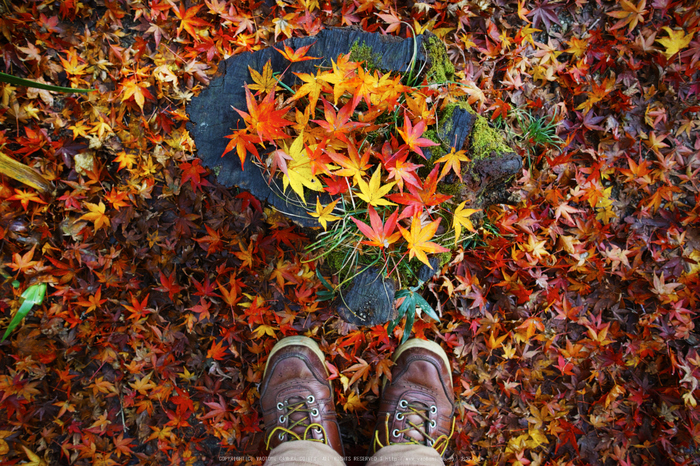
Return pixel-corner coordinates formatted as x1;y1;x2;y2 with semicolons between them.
266;399;329;449
373;404;455;456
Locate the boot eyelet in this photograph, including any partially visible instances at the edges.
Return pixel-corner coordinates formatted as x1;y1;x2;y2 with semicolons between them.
427;440;434;446
277;402;284;410
311;408;319;416
279;415;286;423
307;395;315;403
278;433;285;440
399;399;408;408
313;427;322;435
395;412;404;420
430;405;437;414
430;420;436;428
392;429;400;438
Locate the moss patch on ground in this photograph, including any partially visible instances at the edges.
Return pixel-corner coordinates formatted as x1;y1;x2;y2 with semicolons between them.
425;35;455;84
470;113;512;161
349;40;383;72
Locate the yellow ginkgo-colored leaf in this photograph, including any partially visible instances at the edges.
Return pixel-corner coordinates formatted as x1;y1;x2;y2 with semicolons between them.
21;446;47;466
656;27;694;59
248;60;280;95
398;216;449;268
355;168;396;207
282;131;323;204
453;201;480;245
80;201;111;231
309;198;340;230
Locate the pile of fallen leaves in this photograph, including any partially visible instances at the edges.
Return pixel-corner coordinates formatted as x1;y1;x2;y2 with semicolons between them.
225;44;482;327
0;1;699;465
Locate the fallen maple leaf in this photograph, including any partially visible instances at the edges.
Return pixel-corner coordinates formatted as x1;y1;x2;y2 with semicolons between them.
434;147;470;182
7;188;47;211
397;112;439;160
233;84;293;143
222;129;260;170
247;60;280;95
80;201;110;231
399;216;449;268
309;198;340;230
173;3;210;39
282;131;324;203
607;0;647;32
274;42;318;63
351;205;401;248
355;167;396;207
21;446;47;466
656;27;694;59
452;202;480;245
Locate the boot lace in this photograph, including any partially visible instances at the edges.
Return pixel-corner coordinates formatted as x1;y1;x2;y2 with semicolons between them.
266;395;329;449
373;399;455;456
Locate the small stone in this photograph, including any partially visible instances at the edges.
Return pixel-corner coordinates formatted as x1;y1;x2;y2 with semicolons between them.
74;151;95;176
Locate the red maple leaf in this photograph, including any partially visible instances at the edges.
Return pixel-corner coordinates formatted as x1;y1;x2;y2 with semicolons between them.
387;165;452;219
351;206;402;248
312;98;368;145
179;158;211;192
396;112;439;160
157;270;182;301
222;129;261;170
234;85;293;143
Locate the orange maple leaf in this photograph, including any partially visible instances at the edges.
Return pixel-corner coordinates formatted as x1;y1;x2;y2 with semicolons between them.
173;3;210;39
398;216;449;269
80;201;111;231
234;85;293;143
274;42;318;63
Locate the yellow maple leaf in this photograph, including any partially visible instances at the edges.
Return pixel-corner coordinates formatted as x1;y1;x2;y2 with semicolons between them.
80;201;111;231
399;216;449;268
656;27;694;59
453;202;480;245
309;198;340;230
356;168;396;207
120;78;150;111
292;70;326;117
282;131;323;204
247;60;280;94
343;391;367;412
21;446;47;466
252;324;277;338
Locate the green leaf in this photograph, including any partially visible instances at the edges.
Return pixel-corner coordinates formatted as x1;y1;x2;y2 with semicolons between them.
413;293;439;322
402;302;416;344
316;290;335;302
0;72;94;94
316;268;334;291
2;283;47;341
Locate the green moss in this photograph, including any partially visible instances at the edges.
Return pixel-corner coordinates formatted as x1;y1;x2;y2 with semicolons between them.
438;251;452;266
349;40;383;72
470;114;511;161
425;35;455;84
324;248;348;275
436;181;462;197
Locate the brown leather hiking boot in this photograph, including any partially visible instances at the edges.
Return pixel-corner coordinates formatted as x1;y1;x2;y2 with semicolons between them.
371;338;455;455
260;336;344;456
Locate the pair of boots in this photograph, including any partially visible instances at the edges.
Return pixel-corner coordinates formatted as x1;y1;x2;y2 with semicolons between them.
260;336;455;458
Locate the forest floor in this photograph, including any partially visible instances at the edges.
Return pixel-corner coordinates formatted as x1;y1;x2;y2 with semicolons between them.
0;1;699;465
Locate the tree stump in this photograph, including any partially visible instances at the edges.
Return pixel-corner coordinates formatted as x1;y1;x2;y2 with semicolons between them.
186;28;522;326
